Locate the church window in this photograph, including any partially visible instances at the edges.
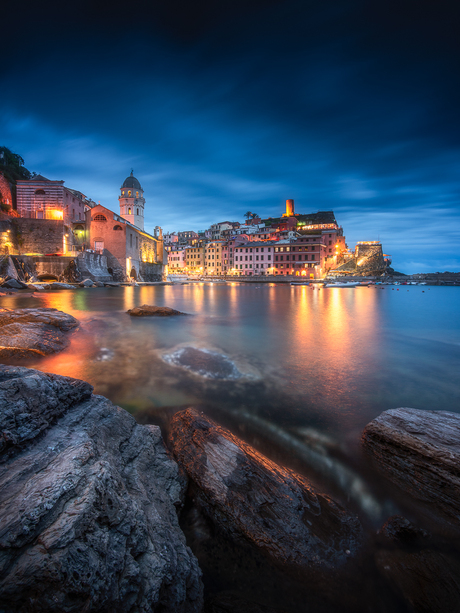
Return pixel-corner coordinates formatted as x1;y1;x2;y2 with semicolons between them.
137;209;139;215
136;192;139;197
94;214;107;221
35;189;45;195
128;191;132;196
122;191;125;195
113;225;123;231
130;234;133;247
128;208;131;215
136;236;138;248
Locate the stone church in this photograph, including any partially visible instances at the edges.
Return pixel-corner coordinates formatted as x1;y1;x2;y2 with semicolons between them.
88;171;166;281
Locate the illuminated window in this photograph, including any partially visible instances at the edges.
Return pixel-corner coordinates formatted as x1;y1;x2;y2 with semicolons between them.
128;191;132;196
136;191;139;197
94;214;107;221
122;191;125;195
128;208;131;214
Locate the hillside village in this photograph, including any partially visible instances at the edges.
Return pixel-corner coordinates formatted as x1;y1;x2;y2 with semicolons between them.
0;147;393;283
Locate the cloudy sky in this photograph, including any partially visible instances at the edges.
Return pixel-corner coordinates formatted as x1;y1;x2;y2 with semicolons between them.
1;0;459;273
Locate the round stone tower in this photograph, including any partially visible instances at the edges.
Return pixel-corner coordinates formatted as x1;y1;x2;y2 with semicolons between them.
119;170;145;230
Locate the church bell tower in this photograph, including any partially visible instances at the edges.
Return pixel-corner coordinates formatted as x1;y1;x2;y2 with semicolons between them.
119;170;145;230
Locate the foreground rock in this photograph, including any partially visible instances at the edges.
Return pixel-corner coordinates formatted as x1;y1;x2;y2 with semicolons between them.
127;304;186;317
375;516;460;613
0;366;202;613
169;409;363;573
0;308;79;359
362;407;460;532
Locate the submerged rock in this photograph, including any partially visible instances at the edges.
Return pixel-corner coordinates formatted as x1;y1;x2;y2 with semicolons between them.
0;307;79;359
127;304;186;317
362;407;460;532
169;409;363;573
0;366;203;613
48;282;77;289
79;278;95;287
163;347;243;380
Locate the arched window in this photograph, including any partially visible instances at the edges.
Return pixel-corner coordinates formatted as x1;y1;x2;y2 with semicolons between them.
128;190;132;196
136;208;139;215
35;189;45;195
122;190;125;195
113;225;123;231
128;208;131;215
136;191;139;197
94;214;107;221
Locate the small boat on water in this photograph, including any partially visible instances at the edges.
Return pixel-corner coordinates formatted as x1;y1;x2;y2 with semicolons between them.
291;282;310;286
323;281;360;288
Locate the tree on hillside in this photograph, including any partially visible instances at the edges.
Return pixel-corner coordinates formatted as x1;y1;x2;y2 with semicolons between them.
0;147;35;210
0;147;34;183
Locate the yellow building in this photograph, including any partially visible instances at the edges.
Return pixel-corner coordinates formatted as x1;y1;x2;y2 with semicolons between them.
204;241;224;275
184;244;205;274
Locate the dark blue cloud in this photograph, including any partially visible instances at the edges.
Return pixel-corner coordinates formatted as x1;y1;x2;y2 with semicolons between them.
1;0;459;272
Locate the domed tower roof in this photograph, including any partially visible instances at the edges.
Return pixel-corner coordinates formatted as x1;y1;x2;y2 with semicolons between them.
121;170;142;190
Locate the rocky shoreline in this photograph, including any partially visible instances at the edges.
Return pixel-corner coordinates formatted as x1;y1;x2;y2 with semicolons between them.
1;309;460;612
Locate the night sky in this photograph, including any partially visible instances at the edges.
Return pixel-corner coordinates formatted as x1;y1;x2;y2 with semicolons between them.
1;0;459;273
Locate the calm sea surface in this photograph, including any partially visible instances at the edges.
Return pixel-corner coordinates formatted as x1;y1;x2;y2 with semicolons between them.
3;283;460;610
3;284;460;513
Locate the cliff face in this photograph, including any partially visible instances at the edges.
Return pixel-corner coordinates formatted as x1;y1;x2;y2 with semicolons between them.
0;366;203;613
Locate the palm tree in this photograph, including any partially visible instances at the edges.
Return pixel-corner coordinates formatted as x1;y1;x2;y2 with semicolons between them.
244;211;253;220
251;212;259;219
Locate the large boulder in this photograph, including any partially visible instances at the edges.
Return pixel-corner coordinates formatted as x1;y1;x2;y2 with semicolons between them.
1;278;28;290
362;407;460;532
127;305;186;317
0;366;203;613
168;409;363;573
0;308;79;359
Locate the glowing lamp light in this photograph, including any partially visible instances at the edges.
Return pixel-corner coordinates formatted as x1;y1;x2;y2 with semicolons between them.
49;210;64;220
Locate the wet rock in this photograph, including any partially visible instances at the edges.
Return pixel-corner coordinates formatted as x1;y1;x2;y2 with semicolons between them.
169;409;363;573
127;304;186;317
48;282;77;290
164;347;242;379
94;281;105;287
0;366;203;613
1;278;28;289
79;278;94;287
0;307;79;359
379;515;430;545
362;407;460;532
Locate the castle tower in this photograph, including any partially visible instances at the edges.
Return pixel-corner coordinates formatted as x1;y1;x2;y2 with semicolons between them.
119;170;145;230
285;199;295;217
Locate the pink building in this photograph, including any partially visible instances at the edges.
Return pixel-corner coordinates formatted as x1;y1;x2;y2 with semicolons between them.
16;175;86;224
168;247;186;272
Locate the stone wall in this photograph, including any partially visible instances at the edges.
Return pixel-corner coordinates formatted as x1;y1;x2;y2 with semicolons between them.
139;261;164;281
13;218;65;254
76;252;113;282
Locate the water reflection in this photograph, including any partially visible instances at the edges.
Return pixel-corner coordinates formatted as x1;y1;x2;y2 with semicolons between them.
1;285;459;514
